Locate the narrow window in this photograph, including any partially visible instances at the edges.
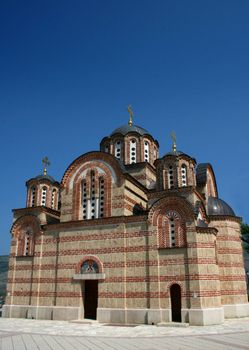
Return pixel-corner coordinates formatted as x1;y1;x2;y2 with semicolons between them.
130;139;137;164
99;177;105;218
181;165;187;187
90;171;96;219
168;166;174;189
41;187;47;206
104;144;109;153
31;187;36;207
169;218;176;247
153;147;157;160
51;189;56;209
82;171;107;220
24;231;30;256
115;140;122;160
82;180;88;220
144;141;149;162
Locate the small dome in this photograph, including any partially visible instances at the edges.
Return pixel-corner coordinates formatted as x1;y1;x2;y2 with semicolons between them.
163;150;192;158
207;197;235;216
111;124;150;136
34;174;57;183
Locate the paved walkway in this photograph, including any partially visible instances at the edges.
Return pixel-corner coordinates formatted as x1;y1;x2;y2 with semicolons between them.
0;318;249;349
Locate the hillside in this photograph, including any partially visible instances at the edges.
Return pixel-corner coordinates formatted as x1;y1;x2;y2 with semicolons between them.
0;255;9;298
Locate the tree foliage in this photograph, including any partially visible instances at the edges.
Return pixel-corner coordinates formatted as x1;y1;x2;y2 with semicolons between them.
241;223;249;253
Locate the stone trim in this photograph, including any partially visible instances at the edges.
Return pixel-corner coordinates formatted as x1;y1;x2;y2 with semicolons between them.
208;215;241;223
73;273;105;280
43;215;148;231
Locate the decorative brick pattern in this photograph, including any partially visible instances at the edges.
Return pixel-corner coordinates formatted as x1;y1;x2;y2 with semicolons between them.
5;126;249;325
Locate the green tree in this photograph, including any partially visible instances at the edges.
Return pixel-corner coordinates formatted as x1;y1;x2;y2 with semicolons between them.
241;223;249;253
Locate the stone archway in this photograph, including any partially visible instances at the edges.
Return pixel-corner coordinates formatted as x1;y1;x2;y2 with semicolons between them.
74;256;105;321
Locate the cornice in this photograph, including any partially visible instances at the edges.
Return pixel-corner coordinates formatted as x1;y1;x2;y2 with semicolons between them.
43;214;148;231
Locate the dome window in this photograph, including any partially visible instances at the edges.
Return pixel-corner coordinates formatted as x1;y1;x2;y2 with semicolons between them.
51;189;57;209
41;187;47;206
31;187;36;207
144;141;150;162
115;140;122;160
181;165;187;187
168;166;174;189
130;139;137;164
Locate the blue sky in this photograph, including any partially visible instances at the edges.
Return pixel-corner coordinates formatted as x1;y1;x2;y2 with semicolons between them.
0;0;249;255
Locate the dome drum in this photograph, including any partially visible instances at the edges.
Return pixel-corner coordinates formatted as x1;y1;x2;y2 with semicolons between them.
100;124;159;166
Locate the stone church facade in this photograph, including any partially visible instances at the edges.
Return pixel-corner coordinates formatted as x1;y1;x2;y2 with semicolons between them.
3;119;249;325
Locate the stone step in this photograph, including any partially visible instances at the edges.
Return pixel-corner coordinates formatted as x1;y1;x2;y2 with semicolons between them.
70;319;99;324
157;322;189;327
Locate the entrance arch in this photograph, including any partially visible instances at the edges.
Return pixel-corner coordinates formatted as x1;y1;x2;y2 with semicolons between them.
74;256;104;321
83;280;98;320
170;284;182;322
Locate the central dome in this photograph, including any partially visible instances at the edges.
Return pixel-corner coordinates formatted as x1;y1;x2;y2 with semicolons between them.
111;124;150;136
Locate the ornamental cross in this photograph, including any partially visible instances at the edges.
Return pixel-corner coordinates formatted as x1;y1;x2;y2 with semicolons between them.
42;156;50;175
127;105;134;126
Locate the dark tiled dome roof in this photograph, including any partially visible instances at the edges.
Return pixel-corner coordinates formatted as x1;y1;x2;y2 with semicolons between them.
111;124;150;136
163;150;192;158
207;197;235;216
34;174;57;183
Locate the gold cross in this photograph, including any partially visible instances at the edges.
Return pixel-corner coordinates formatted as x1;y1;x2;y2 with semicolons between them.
170;131;177;152
127;105;134;126
42;156;50;175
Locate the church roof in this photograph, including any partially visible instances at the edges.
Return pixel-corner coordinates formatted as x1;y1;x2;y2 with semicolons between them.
162;150;193;159
207;196;235;216
34;174;57;183
111;124;150;136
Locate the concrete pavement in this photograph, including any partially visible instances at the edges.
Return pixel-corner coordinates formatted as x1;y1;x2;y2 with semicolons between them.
0;317;249;349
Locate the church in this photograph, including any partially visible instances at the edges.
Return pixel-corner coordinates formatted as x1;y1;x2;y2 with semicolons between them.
3;110;249;325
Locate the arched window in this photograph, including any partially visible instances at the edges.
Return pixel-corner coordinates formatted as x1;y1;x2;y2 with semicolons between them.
130;139;137;163
17;230;34;257
82;180;87;219
81;259;99;274
82;171;106;220
158;210;185;248
115;140;122;160
168;166;174;189
31;187;36;207
24;231;30;256
51;189;57;209
99;177;105;218
144;141;149;162
90;171;96;219
169;217;176;247
104;143;109;153
41;187;47;206
181;164;187;187
153;147;157;161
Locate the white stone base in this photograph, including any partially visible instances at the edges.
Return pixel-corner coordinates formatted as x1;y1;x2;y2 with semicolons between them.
223;304;249;319
98;308;188;325
97;308;148;324
5;305;243;326
189;307;224;326
2;305;79;321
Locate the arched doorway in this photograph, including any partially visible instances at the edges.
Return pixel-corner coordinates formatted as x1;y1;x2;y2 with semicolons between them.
170;284;182;322
81;259;99;320
84;280;98;320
